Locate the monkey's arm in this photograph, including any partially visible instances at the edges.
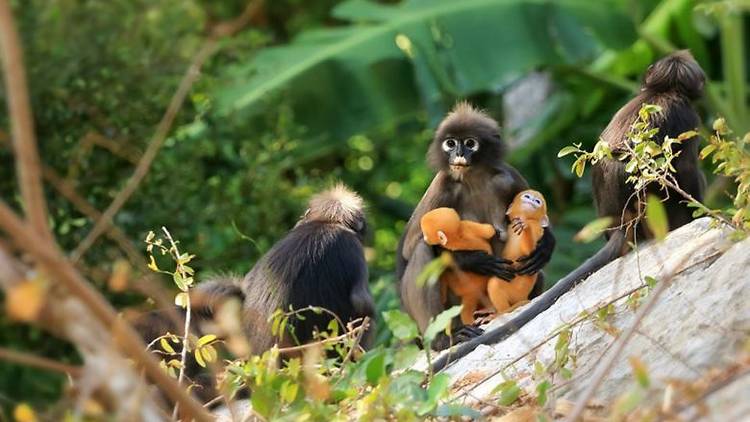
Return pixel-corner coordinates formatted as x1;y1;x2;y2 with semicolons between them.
451;250;515;281
431;230;625;372
461;221;497;240
515;226;556;275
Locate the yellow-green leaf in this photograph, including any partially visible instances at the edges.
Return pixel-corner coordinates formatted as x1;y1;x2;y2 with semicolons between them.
174;292;189;308
557;146;578;157
160;338;176;354
194;348;206;367
645;195;668;240
147;255;159;272
197;334;217;347
573;217;613;243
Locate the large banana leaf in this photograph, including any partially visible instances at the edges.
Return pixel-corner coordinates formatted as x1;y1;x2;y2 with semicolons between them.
215;0;637;142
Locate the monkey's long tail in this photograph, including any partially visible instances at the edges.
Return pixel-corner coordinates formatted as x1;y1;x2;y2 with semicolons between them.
431;230;626;372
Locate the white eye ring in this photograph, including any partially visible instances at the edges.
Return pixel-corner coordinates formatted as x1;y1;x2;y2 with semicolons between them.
442;138;457;152
464;138;479;151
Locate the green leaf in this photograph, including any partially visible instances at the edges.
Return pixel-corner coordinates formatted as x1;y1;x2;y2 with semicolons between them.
423;306;462;345
382;310;419;342
393;344;421;370
493;380;521;406
160;338;175;354
415;255;447;288
196;334;217;348
417;373;450;415
174;292;189;309
216;0;636;141
645;194;669;240
194;348;206;368
573;216;613;243
536;380;551;406
365;350;386;385
557;145;579;158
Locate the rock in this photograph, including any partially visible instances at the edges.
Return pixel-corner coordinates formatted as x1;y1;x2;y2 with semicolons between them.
440;218;750;419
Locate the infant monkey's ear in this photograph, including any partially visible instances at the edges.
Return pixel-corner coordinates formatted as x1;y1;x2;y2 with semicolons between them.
437;230;448;246
541;215;550;227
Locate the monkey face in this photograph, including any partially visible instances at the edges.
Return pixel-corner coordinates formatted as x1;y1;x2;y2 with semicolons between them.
428;102;505;177
508;190;549;226
441;135;480;176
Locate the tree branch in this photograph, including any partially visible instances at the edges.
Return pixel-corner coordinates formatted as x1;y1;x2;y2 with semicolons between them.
0;0;52;240
0;346;82;377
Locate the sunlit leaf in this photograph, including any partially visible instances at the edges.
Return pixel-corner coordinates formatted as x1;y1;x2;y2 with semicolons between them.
197;334;217;347
423;306;462;345
629;357;650;388
645;194;669;240
573;216;613;243
160;338;176;354
174;292;189;308
557;146;579;157
382;310;419;342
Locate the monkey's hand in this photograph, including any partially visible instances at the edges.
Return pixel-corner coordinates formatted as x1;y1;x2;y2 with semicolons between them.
451;250;515;281
516;226;556;275
510;218;525;235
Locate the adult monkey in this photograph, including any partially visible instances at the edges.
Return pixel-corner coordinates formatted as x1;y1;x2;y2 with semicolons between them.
431;51;706;371
397;102;556;350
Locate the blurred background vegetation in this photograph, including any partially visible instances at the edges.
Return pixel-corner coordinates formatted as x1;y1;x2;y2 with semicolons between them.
0;0;747;411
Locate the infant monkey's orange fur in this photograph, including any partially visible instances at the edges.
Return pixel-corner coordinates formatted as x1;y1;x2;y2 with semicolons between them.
420;208;496;325
488;189;549;313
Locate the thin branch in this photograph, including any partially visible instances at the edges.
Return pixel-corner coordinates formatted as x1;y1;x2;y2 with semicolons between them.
71;0;264;262
0;201;212;422
0;0;52;240
0;346;82;377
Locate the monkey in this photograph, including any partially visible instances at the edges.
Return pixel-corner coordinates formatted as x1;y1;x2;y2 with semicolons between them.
419;207;498;324
397;102;556;350
241;184;376;353
488;189;549;313
133;184;375;403
431;51;706;372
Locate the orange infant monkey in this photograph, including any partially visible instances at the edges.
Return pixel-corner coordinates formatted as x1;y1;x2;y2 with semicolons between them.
488;189;549;313
420;208;497;325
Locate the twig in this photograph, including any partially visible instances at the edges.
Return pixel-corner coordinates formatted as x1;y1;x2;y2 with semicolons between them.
162;227;193;421
0;346;82;377
340;317;369;367
0;0;52;240
71;0;264;262
276;323;367;355
564;238;711;422
0;201;212;422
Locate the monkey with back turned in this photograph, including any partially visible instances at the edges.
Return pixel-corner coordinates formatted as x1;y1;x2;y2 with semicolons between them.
133;184;375;402
432;51;706;371
397;102;556;350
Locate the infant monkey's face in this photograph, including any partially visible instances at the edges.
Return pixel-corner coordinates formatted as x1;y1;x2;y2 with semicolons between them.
516;190;546;214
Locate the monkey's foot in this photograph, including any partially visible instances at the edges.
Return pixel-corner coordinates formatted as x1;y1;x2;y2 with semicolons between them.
454;324;484;343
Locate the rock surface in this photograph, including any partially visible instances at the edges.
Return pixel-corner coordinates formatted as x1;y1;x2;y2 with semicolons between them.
440;217;750;419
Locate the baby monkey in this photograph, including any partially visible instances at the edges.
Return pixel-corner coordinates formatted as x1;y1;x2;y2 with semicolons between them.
488;190;549;313
420;207;497;325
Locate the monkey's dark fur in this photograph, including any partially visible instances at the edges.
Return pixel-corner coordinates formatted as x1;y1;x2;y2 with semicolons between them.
432;51;706;372
241;184;375;352
397;102;556;350
134;185;375;403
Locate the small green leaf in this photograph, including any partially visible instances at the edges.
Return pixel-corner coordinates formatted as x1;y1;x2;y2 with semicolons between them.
494;380;521;406
382;310;419;342
677;130;698;141
629;357;650;388
196;334;217;347
174;292;189;308
536;380;551;406
573;216;613;243
423;306;462;345
417;373;451;415
160;338;176;354
194;349;206;367
557;146;579;158
699;144;716;159
365;350;386;385
147;256;159;272
645;194;669;240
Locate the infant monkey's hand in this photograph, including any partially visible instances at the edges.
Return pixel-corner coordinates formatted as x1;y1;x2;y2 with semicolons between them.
510;218;525;235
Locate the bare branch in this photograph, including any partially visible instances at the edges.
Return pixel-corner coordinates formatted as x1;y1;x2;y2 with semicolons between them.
0;0;52;239
71;0;264;262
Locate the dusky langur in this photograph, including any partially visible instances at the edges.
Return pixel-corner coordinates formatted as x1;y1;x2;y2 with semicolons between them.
432;51;706;371
397;102;556;350
134;184;375;402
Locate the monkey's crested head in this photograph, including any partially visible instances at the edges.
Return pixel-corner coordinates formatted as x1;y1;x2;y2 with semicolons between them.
429;101;505;177
305;184;366;235
507;190;549;226
420;207;461;247
642;50;705;100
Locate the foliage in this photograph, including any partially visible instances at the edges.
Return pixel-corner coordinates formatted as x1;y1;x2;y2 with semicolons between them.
0;0;748;414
